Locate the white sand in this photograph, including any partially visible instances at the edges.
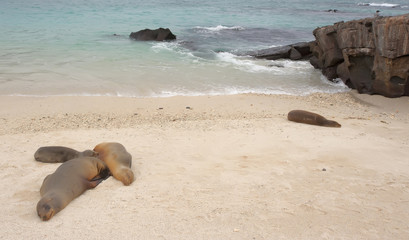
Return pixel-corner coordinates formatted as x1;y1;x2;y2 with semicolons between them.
0;92;408;239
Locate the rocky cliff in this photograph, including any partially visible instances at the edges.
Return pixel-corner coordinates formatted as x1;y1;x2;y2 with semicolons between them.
310;14;409;97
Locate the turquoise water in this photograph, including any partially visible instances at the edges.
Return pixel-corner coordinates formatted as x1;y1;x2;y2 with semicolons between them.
0;0;408;97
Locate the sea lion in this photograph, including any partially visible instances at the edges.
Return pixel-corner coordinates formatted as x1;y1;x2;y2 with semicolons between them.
287;110;341;128
34;146;97;163
37;157;109;221
93;142;134;186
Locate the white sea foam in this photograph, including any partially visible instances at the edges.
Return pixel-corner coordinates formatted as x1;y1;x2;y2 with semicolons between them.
216;52;285;73
4;86;349;98
320;76;350;89
216;52;316;74
194;25;245;32
148;84;349;98
151;42;180;52
150;87;294;98
358;2;401;8
151;41;197;59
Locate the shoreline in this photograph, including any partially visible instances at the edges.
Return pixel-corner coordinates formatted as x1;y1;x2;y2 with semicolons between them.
0;93;347;135
1;91;408;135
1;92;409;239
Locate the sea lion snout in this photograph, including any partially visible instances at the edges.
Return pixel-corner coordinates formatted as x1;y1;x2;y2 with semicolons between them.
82;150;98;158
115;167;134;186
329;120;341;128
37;202;55;221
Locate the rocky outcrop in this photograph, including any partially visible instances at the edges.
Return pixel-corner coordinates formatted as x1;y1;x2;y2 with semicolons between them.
311;14;409;97
129;28;176;41
247;42;313;60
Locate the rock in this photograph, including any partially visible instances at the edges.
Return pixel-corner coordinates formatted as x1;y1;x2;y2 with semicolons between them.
310;13;409;97
252;45;291;60
374;16;409;58
293;42;313;57
290;47;302;60
129;28;176;41
336;62;351;87
247;41;313;60
313;25;344;68
322;66;338;81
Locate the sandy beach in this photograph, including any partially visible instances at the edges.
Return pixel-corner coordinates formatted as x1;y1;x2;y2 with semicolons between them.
0;92;408;239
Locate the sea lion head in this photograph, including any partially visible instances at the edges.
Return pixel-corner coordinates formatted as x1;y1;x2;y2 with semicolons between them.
325;120;341;128
81;150;99;158
37;198;56;221
36;192;63;221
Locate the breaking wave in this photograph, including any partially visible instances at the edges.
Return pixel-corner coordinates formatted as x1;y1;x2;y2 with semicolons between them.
358;2;401;8
194;25;245;33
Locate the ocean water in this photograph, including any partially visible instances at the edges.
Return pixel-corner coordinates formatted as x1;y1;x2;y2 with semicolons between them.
0;0;408;97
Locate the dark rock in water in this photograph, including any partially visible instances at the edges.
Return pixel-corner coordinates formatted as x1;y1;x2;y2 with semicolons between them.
246;41;313;60
336;62;351;87
322;66;338;81
311;13;409;97
253;45;291;60
292;42;313;57
290;47;302;60
129;28;176;41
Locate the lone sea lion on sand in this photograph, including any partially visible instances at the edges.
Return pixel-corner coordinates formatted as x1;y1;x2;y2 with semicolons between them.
34;146;97;163
287;110;341;128
93;142;134;186
37;157;109;221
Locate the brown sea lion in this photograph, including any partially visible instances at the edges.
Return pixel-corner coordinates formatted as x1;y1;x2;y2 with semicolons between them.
34;146;97;163
93;142;134;186
287;110;341;128
36;157;109;221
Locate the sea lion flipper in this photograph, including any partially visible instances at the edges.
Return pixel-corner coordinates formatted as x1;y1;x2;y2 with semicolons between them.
89;172;111;187
114;167;134;186
88;179;104;188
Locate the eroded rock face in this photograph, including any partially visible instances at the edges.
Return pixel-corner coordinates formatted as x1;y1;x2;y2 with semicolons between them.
129;28;176;41
311;14;409;97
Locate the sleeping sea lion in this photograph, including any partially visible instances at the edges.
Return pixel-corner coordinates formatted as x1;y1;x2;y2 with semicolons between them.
287;110;341;128
36;157;109;221
93;142;134;186
34;146;97;163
